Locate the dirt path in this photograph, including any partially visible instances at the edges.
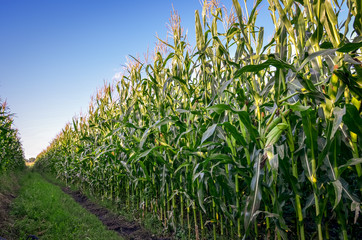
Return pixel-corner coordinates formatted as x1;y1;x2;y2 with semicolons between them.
0;192;17;238
0;173;20;239
61;187;171;240
1;172;171;240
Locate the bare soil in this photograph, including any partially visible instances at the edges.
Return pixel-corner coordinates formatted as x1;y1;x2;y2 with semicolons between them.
0;175;20;240
0;193;16;237
62;187;171;240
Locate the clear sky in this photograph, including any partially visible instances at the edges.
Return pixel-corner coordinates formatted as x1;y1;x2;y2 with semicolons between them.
0;0;273;159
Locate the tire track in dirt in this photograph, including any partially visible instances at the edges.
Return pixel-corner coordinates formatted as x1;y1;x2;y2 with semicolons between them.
61;187;171;240
0;173;20;240
0;192;17;238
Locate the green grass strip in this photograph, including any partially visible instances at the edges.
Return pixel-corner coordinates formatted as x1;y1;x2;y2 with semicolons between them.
10;172;123;240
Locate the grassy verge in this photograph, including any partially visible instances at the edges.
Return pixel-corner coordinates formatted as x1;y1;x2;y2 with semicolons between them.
41;172;168;238
41;172;225;239
8;171;123;240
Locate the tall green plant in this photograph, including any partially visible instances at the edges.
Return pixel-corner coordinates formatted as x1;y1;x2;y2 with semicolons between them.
0;99;25;173
36;0;362;239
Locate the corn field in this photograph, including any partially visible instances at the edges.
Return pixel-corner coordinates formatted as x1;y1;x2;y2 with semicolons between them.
0;99;25;173
35;0;362;239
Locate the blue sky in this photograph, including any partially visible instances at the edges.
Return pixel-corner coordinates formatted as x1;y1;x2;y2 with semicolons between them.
0;0;273;159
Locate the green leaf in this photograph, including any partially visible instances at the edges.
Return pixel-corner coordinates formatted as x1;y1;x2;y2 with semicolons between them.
218;79;233;95
237;111;259;142
232;0;244;28
201;124;217;144
337;42;362;53
343;104;362;136
197;185;206;213
235;59;295;77
153;117;173;128
172;76;190;95
247;0;262;26
301;149;313;181
139;128;150;150
320;41;334;49
206;153;232;162
284;101;310;112
139;161;150;181
338;158;362;175
207;104;232;114
176;108;189;114
302;194;315;216
195;10;204;51
222;122;247;147
331;107;345;138
244;150;262;231
125;122;140;129
301;109;318;155
271;0;295;44
331;180;343;210
298;49;336;71
137;147;158;160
